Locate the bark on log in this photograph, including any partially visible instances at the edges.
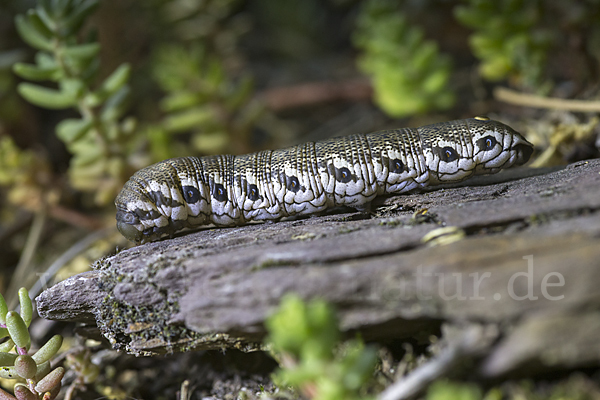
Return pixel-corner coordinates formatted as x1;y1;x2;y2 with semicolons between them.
37;159;600;378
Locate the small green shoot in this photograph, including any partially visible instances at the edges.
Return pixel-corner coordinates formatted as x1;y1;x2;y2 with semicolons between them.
265;294;378;400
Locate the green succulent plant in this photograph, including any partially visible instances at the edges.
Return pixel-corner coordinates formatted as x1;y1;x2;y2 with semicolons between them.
353;0;455;117
0;288;63;400
12;0;137;205
454;0;554;91
266;295;378;400
150;43;262;157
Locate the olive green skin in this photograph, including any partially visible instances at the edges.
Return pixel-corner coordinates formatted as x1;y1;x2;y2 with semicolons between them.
116;117;533;244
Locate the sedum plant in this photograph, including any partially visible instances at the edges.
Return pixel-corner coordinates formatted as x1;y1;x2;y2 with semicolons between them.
265;295;378;400
144;0;267;161
151;43;262;157
353;0;455;118
454;0;554;91
12;0;137;205
0;288;64;400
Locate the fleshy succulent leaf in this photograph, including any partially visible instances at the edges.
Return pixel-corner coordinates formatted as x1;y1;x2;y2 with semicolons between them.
14;355;37;379
32;335;63;365
18;288;32;328
35;366;65;394
5;312;30;351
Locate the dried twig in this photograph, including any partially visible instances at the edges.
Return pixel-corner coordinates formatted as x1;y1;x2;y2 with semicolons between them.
6;207;47;307
179;380;191;400
378;325;497;400
259;80;372;112
494;87;600;112
48;204;104;231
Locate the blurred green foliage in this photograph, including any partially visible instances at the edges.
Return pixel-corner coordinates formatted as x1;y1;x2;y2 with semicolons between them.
146;0;266;158
151;44;262;157
0;288;64;400
265;295;378;400
0;136;55;210
455;0;554;91
155;0;246;52
12;0;137;205
455;0;600;93
426;376;600;400
426;380;483;400
353;0;455;117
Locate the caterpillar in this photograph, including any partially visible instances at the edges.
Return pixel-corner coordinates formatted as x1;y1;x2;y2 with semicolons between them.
115;117;533;244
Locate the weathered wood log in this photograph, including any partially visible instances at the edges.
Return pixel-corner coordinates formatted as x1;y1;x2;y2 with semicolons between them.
37;159;600;378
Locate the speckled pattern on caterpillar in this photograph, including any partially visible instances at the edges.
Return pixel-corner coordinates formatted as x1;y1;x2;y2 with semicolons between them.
115;117;534;244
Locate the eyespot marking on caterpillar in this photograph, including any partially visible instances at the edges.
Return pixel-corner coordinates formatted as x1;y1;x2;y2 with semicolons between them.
248;184;260;201
183;186;200;203
335;167;354;183
212;183;227;202
286;176;301;193
438;147;459;163
389;159;404;174
477;136;497;151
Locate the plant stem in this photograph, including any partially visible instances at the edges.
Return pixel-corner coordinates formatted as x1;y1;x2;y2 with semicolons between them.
6;207;47;308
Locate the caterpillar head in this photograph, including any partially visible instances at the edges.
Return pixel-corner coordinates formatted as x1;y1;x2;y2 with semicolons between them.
115;159;192;244
422;117;533;184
